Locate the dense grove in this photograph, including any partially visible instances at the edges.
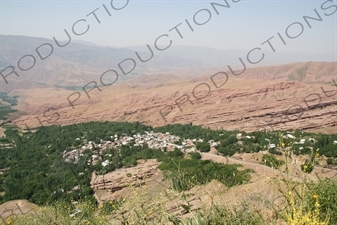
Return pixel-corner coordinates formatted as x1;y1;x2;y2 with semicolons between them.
155;124;337;157
0;121;336;206
0;122;152;205
0;122;250;205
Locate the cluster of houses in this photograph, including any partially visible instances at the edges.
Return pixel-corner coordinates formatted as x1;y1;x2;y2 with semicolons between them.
237;132;326;150
0;142;14;149
62;131;218;167
268;134;316;149
62;130;337;167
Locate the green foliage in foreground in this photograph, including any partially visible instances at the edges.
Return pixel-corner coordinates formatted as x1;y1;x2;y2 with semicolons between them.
305;179;337;224
262;154;285;169
199;203;265;225
1;197;121;225
0;194;267;225
169;203;266;225
4;178;337;225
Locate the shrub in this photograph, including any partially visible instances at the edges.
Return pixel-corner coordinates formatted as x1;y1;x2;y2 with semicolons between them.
99;199;124;215
189;152;201;159
305;179;337;224
301;160;314;173
327;158;333;165
167;148;184;158
196;142;210;152
202;203;265;225
220;135;238;146
326;157;337;165
268;148;282;155
171;172;191;192
217;146;235;156
262;154;284;169
217;144;241;156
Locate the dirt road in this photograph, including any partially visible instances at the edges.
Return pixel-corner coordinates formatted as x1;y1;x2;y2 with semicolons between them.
200;152;337;181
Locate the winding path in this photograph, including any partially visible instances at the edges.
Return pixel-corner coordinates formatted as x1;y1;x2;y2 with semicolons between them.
200;152;337;181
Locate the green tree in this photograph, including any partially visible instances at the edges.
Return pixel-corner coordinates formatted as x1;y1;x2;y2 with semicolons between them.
196;142;210;152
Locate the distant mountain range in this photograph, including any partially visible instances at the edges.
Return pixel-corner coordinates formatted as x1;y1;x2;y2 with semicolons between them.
129;45;336;68
0;35;335;92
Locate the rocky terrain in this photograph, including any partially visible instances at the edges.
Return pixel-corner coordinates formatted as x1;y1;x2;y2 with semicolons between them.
8;61;336;134
89;151;337;221
91;159;162;202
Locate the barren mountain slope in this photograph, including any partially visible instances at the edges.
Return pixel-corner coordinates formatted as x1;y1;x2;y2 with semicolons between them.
239;61;336;83
10;62;336;134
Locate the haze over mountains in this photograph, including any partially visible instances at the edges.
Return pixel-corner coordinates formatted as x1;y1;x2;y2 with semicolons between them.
1;0;337;222
0;35;336;134
1;35;335;92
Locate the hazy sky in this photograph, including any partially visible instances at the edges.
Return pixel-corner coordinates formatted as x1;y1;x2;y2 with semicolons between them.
0;0;336;57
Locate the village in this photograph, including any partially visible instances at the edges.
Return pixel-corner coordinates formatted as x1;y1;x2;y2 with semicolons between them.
63;131;211;167
62;130;337;169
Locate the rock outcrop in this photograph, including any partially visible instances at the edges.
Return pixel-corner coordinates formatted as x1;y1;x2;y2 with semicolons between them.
91;160;160;194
